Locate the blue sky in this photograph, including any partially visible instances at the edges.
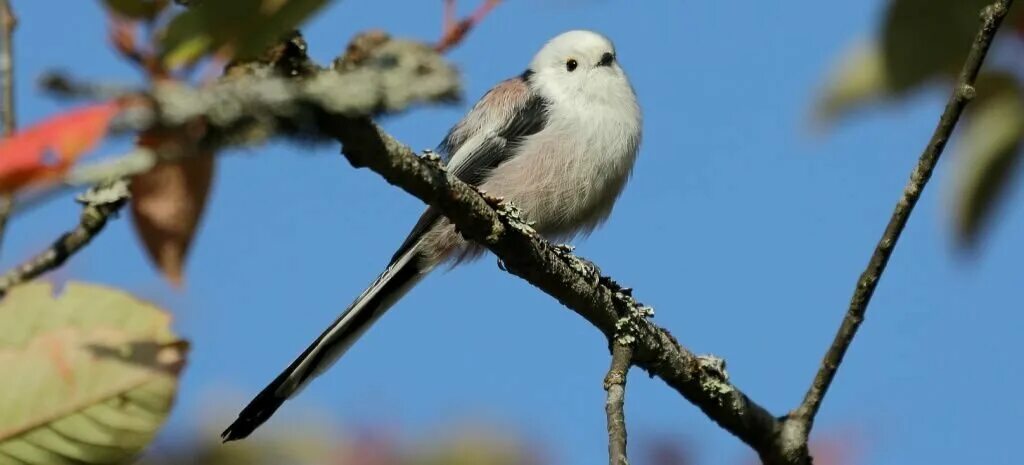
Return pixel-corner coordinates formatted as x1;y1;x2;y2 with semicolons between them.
5;1;1024;464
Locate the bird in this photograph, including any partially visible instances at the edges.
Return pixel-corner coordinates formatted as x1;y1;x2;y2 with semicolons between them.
222;29;642;441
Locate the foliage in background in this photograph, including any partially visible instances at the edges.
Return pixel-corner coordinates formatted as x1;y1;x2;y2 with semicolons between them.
0;282;186;465
133;419;858;465
816;0;1024;248
0;0;338;285
0;0;335;462
139;423;545;465
0;103;119;194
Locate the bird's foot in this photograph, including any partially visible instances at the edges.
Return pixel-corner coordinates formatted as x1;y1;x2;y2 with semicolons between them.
477;188;505;207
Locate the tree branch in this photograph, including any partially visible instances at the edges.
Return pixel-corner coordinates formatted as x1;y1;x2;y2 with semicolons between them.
8;35;462;217
326;115;788;461
604;342;633;465
0;0;17;255
0;32;461;297
790;0;1014;434
0;180;130;298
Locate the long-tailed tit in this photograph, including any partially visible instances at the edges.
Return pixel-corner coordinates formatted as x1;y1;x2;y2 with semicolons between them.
223;29;642;440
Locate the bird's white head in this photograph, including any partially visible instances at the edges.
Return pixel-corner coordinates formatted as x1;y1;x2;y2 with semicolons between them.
528;30;634;105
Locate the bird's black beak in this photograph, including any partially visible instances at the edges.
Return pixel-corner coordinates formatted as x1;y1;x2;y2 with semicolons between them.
598;52;614;67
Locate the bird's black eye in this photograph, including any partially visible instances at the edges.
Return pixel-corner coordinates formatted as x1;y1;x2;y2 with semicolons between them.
566;58;578;72
599;52;614;67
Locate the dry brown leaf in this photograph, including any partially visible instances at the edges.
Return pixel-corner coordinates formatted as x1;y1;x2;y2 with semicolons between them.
130;154;214;286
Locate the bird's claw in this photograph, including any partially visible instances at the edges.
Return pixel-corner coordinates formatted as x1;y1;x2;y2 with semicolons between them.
553;243;575;254
577;256;602;279
478;189;505;207
552;243;603;283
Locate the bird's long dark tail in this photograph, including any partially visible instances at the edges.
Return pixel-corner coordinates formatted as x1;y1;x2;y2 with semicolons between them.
221;247;429;441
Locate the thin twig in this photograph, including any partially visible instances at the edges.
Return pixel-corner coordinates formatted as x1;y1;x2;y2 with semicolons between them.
434;0;501;53
792;0;1014;433
0;0;17;255
0;148;155;218
0;0;13;135
604;342;632;465
39;71;141;101
0;180;130;298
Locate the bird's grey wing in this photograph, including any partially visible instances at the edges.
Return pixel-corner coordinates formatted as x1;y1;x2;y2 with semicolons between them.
442;73;548;184
391;73;549;263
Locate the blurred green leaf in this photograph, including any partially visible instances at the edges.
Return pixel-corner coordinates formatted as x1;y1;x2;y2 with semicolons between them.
814;40;890;124
814;0;1024;123
950;75;1024;248
0;282;187;465
881;0;995;91
413;433;531;465
158;0;331;69
103;0;170;20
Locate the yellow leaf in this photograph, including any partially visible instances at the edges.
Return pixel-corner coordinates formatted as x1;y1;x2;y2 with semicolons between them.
0;282;187;465
162;35;214;70
158;0;331;69
812;40;890;126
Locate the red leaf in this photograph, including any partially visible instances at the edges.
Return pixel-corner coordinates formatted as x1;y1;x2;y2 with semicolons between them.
130;153;214;287
435;0;501;53
0;102;121;193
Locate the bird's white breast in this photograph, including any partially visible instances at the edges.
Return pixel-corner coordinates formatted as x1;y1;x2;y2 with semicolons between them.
480;88;641;240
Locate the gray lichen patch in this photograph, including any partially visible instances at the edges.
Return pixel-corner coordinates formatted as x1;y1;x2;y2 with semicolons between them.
613;303;655;346
495;202;538;237
696;353;740;409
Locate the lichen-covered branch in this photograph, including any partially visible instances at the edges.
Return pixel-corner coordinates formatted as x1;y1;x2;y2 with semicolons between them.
12;34;462;216
124;45;458;146
604;342;633;465
327;112;790;461
0;180;130;298
790;0;1014;439
0;33;461;297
